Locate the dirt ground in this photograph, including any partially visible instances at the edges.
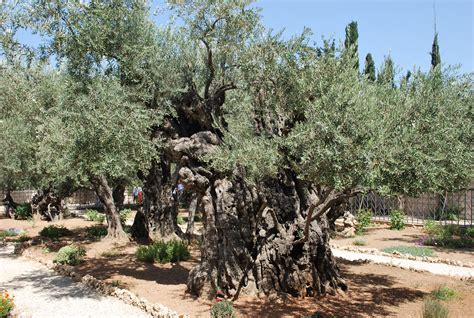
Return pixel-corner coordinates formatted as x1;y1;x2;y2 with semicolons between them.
2;216;474;318
332;223;474;264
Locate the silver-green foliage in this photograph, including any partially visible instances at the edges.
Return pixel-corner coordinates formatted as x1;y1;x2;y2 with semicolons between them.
53;244;86;265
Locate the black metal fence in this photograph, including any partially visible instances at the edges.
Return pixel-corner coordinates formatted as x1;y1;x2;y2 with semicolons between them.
347;189;474;226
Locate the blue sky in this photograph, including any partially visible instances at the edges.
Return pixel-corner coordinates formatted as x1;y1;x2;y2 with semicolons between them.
253;0;473;74
16;0;473;74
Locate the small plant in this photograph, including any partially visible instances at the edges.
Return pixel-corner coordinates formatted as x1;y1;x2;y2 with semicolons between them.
210;300;236;318
355;209;372;234
431;285;457;301
383;245;435;257
0;290;15;317
177;215;185;225
86;225;108;239
15;231;30;242
84;209;105;223
120;209;132;225
389;209;405;230
53;244;86;265
40;225;73;239
109;280;124;288
136;240;191;263
352;239;367;246
15;203;32;220
42;247;51;254
0;229;18;237
421;298;449;318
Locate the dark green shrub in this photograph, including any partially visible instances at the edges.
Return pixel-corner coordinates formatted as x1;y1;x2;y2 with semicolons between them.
136;240;190;263
53;244;86;265
86;225;108;239
464;226;474;238
84;209;105;223
422;298;449;318
355;209;372;234
39;225;73;239
389;209;405;230
15;204;32;220
210;300;236;318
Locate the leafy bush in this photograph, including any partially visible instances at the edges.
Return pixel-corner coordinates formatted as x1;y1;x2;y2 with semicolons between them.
431;285;457;301
120;209;132;225
53;244;86;265
210;300;236;318
352;239;366;246
177;215;185;225
0;290;15;317
355;209;372;234
389;209;405;230
422;222;473;248
383;245;434;257
15;203;32;220
465;226;474;238
136;240;190;263
422;298;449;318
84;209;105;223
39;225;73;239
86;225;108;239
424;220;441;236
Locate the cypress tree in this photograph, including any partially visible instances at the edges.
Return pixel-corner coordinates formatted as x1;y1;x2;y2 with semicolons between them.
344;21;359;70
431;33;441;67
364;53;376;81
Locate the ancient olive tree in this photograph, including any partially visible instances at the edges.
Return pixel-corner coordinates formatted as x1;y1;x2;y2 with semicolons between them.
15;0;165;237
156;1;473;299
36;76;158;239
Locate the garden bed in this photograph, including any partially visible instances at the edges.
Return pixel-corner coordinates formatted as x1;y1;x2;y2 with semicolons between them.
2;216;474;317
333;224;474;265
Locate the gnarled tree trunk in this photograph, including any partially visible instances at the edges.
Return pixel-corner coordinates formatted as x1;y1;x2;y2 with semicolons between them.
186;171;348;299
131;159;182;241
91;175;128;240
30;188;63;222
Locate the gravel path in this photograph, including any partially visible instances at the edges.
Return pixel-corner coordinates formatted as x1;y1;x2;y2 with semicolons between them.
0;246;151;318
333;248;474;279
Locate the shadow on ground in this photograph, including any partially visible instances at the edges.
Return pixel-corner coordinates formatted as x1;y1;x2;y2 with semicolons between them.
234;259;426;318
1;266;101;300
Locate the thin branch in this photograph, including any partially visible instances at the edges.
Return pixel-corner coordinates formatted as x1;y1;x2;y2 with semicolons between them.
201;38;214;99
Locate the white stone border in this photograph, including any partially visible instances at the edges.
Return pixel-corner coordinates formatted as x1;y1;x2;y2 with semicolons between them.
13;243;188;318
331;244;474;269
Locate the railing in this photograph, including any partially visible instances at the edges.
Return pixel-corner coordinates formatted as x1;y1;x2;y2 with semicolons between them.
347;189;473;226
